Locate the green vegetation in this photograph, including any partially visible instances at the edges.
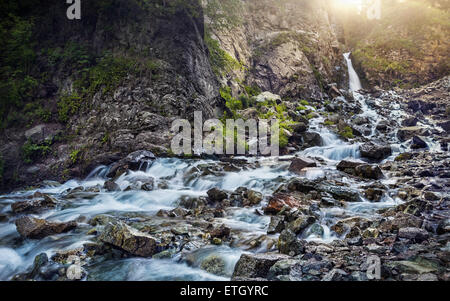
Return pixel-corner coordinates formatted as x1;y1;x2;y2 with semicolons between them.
70;149;81;165
324;120;335;126
243;85;261;97
0;14;38;129
205;32;243;77
101;133;110;145
341;0;450;87
339;126;354;139
58;92;82;123
204;0;242;30
299;100;309;106
57;51;161;123
21;140;51;164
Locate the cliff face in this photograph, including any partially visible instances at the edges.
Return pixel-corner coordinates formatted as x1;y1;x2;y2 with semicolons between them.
344;0;450;89
0;0;350;191
0;0;221;190
0;0;448;191
205;0;347;100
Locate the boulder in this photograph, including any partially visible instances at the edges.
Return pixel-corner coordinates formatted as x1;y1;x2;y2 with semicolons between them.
11;194;57;214
210;224;231;239
287;178;318;193
398;227;429;243
278;229;305;256
318;184;362;202
99;221;158;257
397;126;425;142
438;120;450;133
436;219;450;235
287;216;315;234
288;157;317;174
401;117;418;127
125;175;155;191
302;132;323;147
359;142;392;161
106;150;155;178
255;92;281;103
245;190;263;206
267;216;285;234
232;253;289;279
336;160;364;173
376;121;389;132
291;122;307;134
354;164;384;180
15;216;77;239
411;136;428;149
200;255;226;276
24;124;62;145
264;193;303;214
207;188;228;202
336;160;383;180
104;181;120;192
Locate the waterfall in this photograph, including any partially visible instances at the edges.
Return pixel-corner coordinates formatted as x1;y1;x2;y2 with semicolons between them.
344;52;362;92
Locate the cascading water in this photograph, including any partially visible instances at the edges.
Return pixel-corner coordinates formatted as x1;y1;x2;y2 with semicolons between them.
0;51;435;282
344;52;362;92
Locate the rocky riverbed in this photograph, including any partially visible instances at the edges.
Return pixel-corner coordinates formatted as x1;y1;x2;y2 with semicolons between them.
0;73;448;281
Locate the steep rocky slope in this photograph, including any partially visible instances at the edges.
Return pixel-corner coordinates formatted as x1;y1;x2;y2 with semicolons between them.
342;0;450;89
205;0;347;100
0;0;448;194
0;0;221;190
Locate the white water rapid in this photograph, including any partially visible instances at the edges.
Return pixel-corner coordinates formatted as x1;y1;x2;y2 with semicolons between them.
0;53;441;281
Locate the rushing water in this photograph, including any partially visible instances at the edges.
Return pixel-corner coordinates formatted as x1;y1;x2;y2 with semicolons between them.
344;52;362;92
0;54;441;281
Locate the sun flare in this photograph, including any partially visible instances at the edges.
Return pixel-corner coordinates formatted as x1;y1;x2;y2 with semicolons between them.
334;0;364;8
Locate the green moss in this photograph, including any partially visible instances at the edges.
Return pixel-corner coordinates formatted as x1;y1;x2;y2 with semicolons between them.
205;32;243;77
70;149;81;165
306;113;316;120
339;126;354;139
101;133;110;145
323;120;334;126
300;99;309;106
243;85;261;97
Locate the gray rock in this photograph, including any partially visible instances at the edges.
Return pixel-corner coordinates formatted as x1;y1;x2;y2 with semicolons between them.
288;157;317;174
11;194;57;214
255;91;281;103
359;142;392;161
99;221;158;257
278;229;305;256
287;216;315;234
104;181;120;192
200;255;226;276
411;136;428;149
322;268;348;281
15;216;77;239
207;187;228;202
232;253;289;279
302;132;323;147
267;216;285;234
397;126;425;142
398;227;429;243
